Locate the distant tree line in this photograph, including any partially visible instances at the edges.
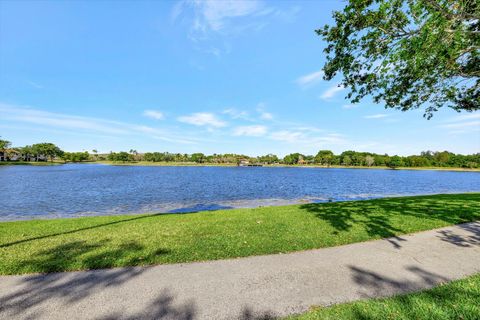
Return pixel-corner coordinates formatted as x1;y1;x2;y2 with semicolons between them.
1;138;479;168
108;149;480;169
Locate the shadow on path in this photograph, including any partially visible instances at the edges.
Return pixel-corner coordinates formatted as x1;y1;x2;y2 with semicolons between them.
0;267;145;319
436;222;480;247
349;265;450;298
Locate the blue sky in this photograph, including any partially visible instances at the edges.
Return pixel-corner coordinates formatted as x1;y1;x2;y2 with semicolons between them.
0;0;479;156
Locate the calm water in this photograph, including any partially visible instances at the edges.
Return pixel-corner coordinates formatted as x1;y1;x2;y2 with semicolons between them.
0;164;479;221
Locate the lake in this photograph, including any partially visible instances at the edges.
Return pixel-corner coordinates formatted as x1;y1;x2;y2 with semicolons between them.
0;164;479;221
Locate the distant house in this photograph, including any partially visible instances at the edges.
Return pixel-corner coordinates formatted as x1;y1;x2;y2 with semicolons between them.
238;159;250;166
0;149;20;161
238;159;262;167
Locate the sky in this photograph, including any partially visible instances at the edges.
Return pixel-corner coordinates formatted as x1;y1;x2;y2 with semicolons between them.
0;0;479;156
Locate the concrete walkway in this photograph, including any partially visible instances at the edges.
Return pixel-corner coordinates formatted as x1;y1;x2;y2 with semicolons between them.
1;222;480;320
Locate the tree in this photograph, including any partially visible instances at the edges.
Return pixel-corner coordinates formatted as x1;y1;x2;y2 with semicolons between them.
388;155;404;169
318;0;479;118
342;155;352;166
365;155;375;167
0;138;11;150
315;150;334;166
283;153;303;165
108;151;133;162
0;138;12;161
190;153;205;163
31;143;63;162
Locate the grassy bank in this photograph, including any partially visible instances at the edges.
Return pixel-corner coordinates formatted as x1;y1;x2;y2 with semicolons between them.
288;273;480;320
0;193;479;275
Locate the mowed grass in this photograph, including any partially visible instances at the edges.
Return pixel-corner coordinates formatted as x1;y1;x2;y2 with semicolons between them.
288;273;480;320
0;193;479;275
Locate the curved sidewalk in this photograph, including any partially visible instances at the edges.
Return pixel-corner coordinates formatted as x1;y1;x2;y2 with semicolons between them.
1;222;479;320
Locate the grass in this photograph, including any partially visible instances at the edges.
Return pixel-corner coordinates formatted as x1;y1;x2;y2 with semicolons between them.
288;273;480;320
0;193;479;275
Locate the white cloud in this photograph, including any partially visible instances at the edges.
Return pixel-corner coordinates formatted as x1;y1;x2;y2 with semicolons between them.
256;103;273;120
269;130;347;147
269;130;303;143
233;125;267;136
177;112;227;128
447;113;480;122
173;0;298;52
27;80;44;89
441;121;480;129
320;85;345;100
342;104;358;109
259;111;273;120
222;108;249;120
440;112;480;134
296;69;323;87
192;0;262;32
0;103;196;144
364;114;389;119
143;110;165;120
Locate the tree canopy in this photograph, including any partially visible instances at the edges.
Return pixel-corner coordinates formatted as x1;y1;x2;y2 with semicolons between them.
0;138;11;150
318;0;479;118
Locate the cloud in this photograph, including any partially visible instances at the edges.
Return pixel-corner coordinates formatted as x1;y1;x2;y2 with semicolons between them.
320;85;345;100
447;113;480;122
191;0;262;32
296;69;323;87
269;130;303;143
256;103;273;120
439;113;480;134
27;80;44;89
222;108;250;120
342;104;358;109
441;120;480;129
0;103;196;144
173;0;298;53
177;112;227;128
269;130;347;147
143;110;164;120
364;114;389;119
233;125;267;137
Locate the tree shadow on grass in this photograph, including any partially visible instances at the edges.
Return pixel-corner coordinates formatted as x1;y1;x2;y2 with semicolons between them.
9;239;170;274
299;194;480;248
1;202;235;250
346;265;480;320
0;214;163;249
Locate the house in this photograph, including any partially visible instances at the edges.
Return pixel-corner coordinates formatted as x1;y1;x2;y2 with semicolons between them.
238;159;262;167
0;149;22;161
238;159;250;166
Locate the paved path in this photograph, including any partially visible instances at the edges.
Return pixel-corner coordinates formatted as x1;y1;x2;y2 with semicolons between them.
1;222;480;320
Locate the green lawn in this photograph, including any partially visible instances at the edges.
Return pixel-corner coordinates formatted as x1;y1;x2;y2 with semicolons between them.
0;193;479;275
288;273;480;320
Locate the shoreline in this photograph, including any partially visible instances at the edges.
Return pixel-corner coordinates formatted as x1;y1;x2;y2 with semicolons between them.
1;191;479;223
1;160;479;172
